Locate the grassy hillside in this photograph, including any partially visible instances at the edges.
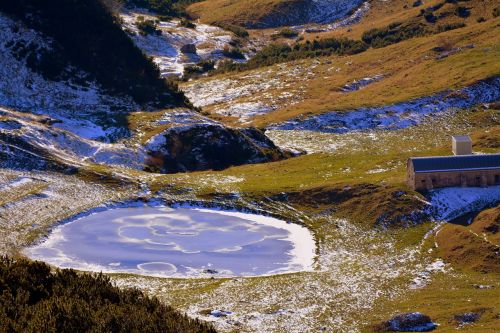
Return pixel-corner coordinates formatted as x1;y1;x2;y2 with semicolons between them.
313;0;500;40
188;13;499;127
370;205;500;332
0;0;189;107
257;19;500;126
149;107;499;227
435;205;500;273
0;257;216;333
187;0;304;27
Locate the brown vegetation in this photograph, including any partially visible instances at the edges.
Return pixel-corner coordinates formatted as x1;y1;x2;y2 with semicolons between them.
435;207;500;273
285;184;429;228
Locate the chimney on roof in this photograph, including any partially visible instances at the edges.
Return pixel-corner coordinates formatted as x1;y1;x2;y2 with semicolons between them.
452;135;472;155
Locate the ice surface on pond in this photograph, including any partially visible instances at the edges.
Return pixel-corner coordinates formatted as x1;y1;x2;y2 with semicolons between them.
25;206;316;278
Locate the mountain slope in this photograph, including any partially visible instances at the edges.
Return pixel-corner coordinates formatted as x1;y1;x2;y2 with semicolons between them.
182;6;500;127
0;0;289;171
0;0;188;107
187;0;363;28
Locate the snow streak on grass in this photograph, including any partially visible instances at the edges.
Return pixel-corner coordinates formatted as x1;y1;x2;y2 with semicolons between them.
0;169;131;254
266;109;483;154
182;62;317;124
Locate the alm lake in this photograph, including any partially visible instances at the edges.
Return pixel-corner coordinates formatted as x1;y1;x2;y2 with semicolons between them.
25;206;316;277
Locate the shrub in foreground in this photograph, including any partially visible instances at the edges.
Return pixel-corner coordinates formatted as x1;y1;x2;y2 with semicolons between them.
0;256;216;333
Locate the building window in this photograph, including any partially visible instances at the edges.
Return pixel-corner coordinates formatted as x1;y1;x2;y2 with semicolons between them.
495;175;500;184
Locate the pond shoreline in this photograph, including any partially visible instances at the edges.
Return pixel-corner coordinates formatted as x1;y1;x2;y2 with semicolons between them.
24;201;316;279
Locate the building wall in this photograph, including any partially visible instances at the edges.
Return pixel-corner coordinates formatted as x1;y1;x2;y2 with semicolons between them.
452;140;472;155
408;169;500;191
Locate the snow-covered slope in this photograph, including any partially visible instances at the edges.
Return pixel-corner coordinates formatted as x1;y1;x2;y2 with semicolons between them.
427;186;500;221
189;0;365;29
245;0;365;28
121;12;237;77
0;10;289;174
0;13;138;142
0;108;146;170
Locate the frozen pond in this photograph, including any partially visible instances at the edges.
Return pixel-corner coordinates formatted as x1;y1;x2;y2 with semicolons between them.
25;206;316;278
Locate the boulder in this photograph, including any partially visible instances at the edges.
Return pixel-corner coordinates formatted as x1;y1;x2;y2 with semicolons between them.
180;43;197;54
452;312;481;327
384;312;437;332
210;309;232;317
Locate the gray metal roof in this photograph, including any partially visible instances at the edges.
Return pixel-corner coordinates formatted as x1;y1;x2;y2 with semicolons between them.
452;135;471;142
410;154;500;173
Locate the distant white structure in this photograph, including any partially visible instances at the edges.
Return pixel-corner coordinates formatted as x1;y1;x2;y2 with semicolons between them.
452;135;472;155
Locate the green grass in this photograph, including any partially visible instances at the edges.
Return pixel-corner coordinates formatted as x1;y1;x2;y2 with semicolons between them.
366;270;500;332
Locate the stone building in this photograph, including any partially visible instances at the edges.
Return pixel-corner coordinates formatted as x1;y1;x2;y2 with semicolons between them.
407;153;500;190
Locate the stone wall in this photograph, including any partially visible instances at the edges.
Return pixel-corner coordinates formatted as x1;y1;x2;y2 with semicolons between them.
408;169;500;191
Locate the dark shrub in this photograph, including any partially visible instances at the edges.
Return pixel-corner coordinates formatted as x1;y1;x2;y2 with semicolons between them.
216;23;249;38
437;22;466;32
214;37;367;73
0;257;217;333
455;6;470;18
424;12;437;23
124;0;202;17
183;59;214;78
179;17;196;28
493;6;500;17
222;46;245;59
136;16;162;35
277;28;299;38
362;22;428;48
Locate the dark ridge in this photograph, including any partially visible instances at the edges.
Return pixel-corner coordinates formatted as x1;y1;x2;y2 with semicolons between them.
123;0;203;18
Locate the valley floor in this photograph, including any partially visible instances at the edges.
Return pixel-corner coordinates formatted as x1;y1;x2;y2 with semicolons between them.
1;0;499;332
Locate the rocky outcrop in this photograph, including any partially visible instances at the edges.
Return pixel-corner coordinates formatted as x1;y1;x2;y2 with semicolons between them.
180;43;197;54
145;123;289;173
452;312;482;327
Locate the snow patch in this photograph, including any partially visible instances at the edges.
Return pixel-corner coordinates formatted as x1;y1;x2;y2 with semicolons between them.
0;13;137;142
272;77;500;133
120;12;235;77
427;186;500;221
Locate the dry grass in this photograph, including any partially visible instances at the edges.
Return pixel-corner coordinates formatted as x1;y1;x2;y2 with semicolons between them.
183;17;499;128
435;223;499;273
310;0;500;40
187;0;300;27
470;205;500;245
253;19;500;126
